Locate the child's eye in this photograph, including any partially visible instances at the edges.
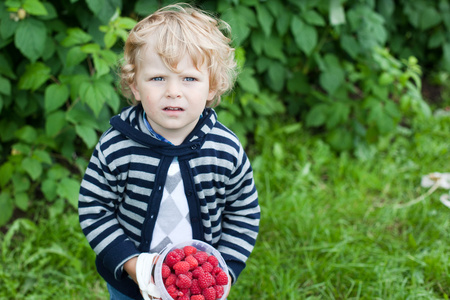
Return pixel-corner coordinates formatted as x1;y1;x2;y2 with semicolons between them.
150;77;164;81
184;77;197;82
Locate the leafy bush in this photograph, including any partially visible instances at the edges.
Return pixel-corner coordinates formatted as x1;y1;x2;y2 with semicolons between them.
0;0;448;226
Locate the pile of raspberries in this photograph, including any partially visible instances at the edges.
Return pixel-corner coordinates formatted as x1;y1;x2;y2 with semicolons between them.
161;245;229;300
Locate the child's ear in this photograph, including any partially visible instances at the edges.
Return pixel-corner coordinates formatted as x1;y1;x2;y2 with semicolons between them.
130;83;141;101
207;89;217;101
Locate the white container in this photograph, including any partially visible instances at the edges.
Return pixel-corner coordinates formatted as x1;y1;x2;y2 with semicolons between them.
154;240;229;300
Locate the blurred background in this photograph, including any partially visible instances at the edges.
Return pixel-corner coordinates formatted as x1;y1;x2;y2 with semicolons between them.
1;0;449;299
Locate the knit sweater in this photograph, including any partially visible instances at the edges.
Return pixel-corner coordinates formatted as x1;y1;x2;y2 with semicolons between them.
78;104;260;298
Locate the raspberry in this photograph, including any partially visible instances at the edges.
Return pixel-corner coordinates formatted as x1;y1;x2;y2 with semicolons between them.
192;266;204;278
174;248;186;260
179;295;190;300
165;273;177;287
214;285;224;298
183;245;197;256
197;272;214;289
174;261;191;275
201;261;213;273
191;295;205;300
215;270;228;285
185;255;199;270
180;288;191;298
166;250;183;267
176;274;192;289
211;267;222;276
207;255;219;268
161;263;171;278
166;284;179;299
190;279;202;295
194;251;208;265
202;287;216;300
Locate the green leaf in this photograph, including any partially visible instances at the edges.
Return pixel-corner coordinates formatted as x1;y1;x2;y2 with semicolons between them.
14;18;46;61
22;157;42;180
0;162;14;187
134;0;159;16
420;7;441;30
61;28;92;47
287;72;309;94
44;84;69;114
267;62;285;92
250;30;264;55
65;46;88;67
302;10;326;26
263;35;286;63
221;7;254;46
41;178;57;201
93;53;110;77
256;4;273;37
79;79;111;116
291;16;317;56
45;110;66;137
57;177;80;208
326;102;350;129
15;192;29;211
0;192;14;227
104;30;117;49
75;124;98;148
237;68;260;94
0;76;11;96
33;149;52;164
306;104;328;127
326;127;353;151
1;14;19;39
15;125;37;143
340;35;360;59
329;0;346;25
0;54;17;79
23;0;48;16
85;0;121;24
18;62;51;91
319;54;345;95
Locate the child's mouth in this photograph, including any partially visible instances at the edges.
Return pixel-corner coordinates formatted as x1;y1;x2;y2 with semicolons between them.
164;107;183;111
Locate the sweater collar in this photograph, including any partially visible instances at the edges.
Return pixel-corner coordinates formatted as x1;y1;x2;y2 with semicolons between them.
109;104;216;155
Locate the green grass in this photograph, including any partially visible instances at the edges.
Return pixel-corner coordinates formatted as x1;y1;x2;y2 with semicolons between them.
1;112;449;299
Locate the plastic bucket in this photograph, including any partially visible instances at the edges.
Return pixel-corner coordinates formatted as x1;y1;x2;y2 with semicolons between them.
154;239;229;300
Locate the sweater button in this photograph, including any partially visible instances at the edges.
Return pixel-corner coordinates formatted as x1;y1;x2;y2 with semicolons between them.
191;145;197;150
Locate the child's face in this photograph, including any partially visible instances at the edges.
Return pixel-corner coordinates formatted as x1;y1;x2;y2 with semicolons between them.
131;46;216;145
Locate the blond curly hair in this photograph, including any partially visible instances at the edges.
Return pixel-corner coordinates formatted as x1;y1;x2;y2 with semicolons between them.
119;3;237;107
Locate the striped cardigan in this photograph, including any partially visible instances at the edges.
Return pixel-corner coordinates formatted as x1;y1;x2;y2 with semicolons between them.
78;104;260;298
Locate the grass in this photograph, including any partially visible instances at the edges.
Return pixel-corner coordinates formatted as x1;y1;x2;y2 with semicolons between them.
1;111;449;299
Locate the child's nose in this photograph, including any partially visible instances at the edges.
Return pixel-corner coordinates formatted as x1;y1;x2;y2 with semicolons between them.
166;80;181;98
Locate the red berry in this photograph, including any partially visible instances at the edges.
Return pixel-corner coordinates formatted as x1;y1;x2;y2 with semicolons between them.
174;248;186;260
207;255;219;268
211;267;222;276
214;285;224;298
162;263;171;278
166;284;179;299
190;279;202;295
179;295;190;300
176;274;192;289
194;251;208;265
201;261;213;273
183;245;197;256
191;295;205;300
166;250;183;268
202;287;216;300
215;270;228;285
185;255;199;270
198;272;214;289
174;261;191;275
192;266;204;278
165;273;177;287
